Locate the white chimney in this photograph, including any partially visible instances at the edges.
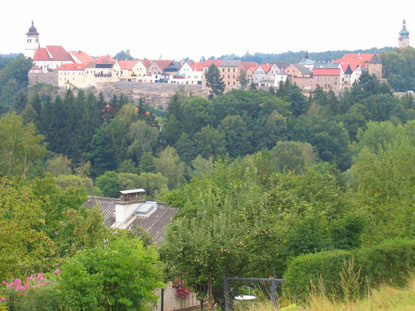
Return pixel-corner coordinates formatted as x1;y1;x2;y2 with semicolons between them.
113;189;146;228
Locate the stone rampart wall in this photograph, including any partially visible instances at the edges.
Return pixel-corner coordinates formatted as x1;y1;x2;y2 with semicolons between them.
28;72;58;87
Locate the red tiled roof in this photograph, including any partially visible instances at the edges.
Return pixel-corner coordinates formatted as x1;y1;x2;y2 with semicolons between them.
56;63;86;71
70;51;93;64
261;64;273;72
155;60;174;70
200;60;222;68
45;46;74;62
33;48;51;61
140;60;152;68
241;61;258;71
96;55;116;64
118;60;138;70
313;68;341;76
335;53;375;71
187;62;196;70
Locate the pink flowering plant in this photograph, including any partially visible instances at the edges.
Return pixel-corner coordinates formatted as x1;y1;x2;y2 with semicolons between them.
172;279;190;298
0;270;62;309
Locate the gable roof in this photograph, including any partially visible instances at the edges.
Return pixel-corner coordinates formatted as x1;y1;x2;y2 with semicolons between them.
275;62;290;70
118;60;138;70
241;62;258;71
70;51;93;64
140;60;152;68
96;55;116;65
261;64;273;73
33;48;51;61
313;68;341;76
292;63;312;74
83;196;176;245
335;53;375;71
45;46;74;62
163;61;181;72
155;60;174;70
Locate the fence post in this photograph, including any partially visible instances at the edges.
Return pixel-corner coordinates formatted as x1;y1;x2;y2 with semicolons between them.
272;267;277;310
208;272;213;311
224;276;230;311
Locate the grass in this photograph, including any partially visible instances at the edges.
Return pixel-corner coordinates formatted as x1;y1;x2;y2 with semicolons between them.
232;277;415;311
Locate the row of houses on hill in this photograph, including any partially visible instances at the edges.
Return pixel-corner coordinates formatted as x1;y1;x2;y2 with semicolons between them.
25;22;382;94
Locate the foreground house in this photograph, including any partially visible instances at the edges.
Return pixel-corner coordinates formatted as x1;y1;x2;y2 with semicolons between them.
83;189;176;245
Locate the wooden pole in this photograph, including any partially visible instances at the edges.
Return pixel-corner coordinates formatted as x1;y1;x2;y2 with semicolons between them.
208;272;213;311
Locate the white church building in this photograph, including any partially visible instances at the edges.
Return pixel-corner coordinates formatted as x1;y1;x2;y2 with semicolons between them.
25;21;75;73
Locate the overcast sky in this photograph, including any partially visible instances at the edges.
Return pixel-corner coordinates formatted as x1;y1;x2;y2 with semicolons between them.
2;0;414;60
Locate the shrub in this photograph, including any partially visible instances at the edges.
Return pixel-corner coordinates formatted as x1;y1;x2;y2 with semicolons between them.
283;239;415;300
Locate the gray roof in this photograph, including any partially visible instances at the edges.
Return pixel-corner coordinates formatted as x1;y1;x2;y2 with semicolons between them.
315;63;340;69
368;54;381;64
299;58;316;65
83;196;176;245
275;62;289;70
293;63;312;74
220;60;241;67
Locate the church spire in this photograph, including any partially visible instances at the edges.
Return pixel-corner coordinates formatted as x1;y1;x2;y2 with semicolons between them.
399;19;410;49
24;21;40;58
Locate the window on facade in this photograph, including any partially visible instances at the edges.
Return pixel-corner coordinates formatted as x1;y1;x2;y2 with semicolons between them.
233;68;235;72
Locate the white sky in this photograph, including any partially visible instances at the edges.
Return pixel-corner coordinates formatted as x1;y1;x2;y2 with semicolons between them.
2;0;414;61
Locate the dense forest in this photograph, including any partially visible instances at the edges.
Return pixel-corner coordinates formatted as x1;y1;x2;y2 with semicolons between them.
2;47;415;309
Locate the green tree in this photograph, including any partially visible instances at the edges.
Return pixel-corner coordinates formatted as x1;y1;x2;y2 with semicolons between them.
0;112;46;177
175;132;197;164
239;69;248;89
205;64;225;97
381;47;415;92
45;154;72;176
59;232;164;311
0;177;55;279
138;152;156;173
0;56;32;113
127;120;159;163
218;115;250;157
96;171;121;198
271;141;316;174
118;159;139;174
190;155;214;179
113;49;134;60
154;146;186;189
136;172;169;200
194;126;226;159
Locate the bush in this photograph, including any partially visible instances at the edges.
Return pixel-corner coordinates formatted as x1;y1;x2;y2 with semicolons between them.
283;239;415;300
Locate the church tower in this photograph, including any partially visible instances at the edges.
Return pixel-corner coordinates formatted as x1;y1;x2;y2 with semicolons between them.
24;21;40;58
399;19;410;49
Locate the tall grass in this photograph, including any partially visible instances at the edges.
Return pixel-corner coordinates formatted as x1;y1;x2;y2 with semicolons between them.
233;276;415;311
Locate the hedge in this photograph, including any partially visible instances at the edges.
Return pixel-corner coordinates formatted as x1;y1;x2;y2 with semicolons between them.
283;239;415;300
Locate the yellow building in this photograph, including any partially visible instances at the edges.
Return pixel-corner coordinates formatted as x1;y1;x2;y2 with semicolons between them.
57;63;86;89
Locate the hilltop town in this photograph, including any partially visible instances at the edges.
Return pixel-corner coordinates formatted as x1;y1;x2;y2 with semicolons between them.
24;20;411;101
